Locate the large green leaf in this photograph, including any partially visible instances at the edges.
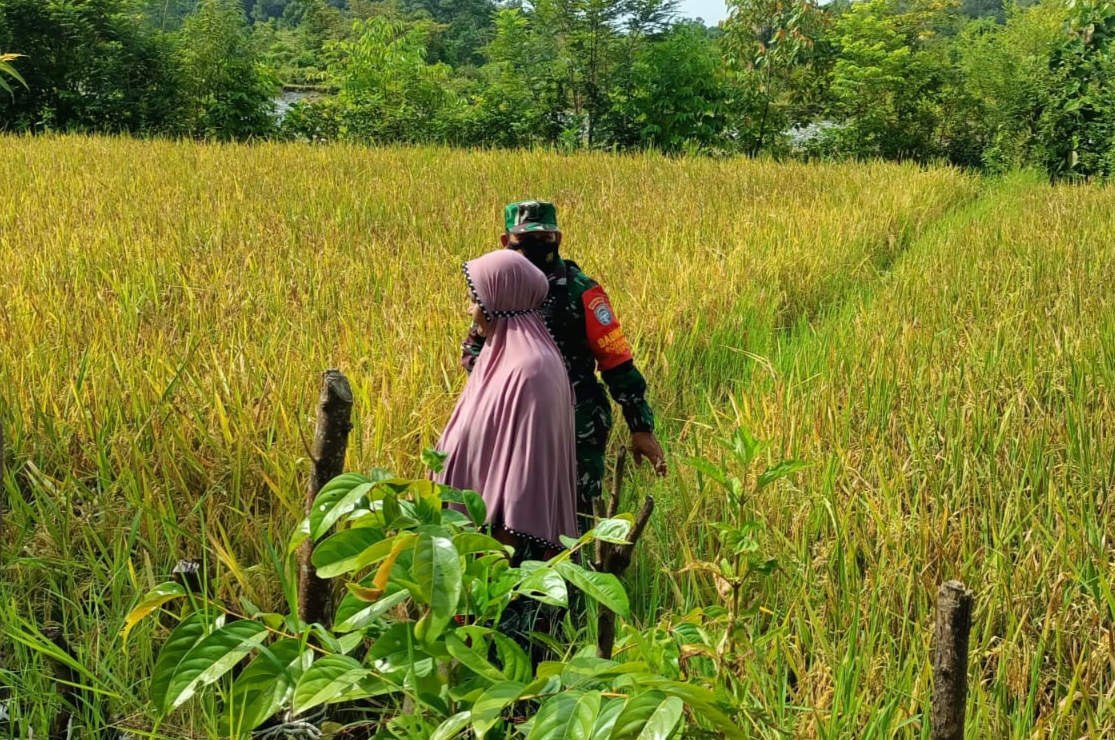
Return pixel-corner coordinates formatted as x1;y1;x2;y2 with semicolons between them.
681;457;729;489
522;672;562;698
431;711;472;740
636;696;684;740
556;560;629;617
518;566;568;607
226;638;309;733
381;491;422;530
463;490;487;527
610;691;683;740
336;631;365;655
311;527;385;578
334;587;410;633
310;474;373;540
422;448;449;474
164;620;268;712
491;632;531;684
487;570;520;606
416;483;446;525
413;531;462;644
122;581;186;646
756;459;810;489
561;656;635;688
650;681;745;739
150;611;218;712
590;517;634;545
592;698;626;738
316;472;370;499
368;621;414;661
368;623;435;683
413;670;450;716
441;509;474;528
471;681;527;739
445;632;504;684
288;516;312;557
527;689;601;740
291;654;370;716
453;532;512;558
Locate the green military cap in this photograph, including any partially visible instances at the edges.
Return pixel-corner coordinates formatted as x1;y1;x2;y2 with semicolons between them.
504;200;560;234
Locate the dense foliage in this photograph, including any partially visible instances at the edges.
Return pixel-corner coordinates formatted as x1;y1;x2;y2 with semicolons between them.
120;467;760;738
2;0;1115;177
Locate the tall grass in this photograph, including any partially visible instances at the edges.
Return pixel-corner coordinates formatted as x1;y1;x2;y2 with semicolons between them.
5;136;1109;737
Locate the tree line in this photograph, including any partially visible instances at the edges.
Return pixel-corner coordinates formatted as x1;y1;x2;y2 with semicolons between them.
1;0;1114;179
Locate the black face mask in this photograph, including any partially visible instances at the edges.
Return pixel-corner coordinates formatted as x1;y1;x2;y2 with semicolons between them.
510;235;561;271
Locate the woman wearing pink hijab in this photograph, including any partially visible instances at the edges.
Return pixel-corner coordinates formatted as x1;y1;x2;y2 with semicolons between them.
434;249;578;561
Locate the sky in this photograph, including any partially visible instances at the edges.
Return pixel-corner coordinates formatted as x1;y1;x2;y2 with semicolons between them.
677;0;730;25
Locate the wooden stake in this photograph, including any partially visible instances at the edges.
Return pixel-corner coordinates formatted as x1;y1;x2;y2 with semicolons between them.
594;444;654;660
609;444;626;519
595;445;627;568
296;370;353;627
932;580;974;740
43;626;77;740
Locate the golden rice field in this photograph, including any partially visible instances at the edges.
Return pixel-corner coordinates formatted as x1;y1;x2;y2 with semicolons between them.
2;136;1114;738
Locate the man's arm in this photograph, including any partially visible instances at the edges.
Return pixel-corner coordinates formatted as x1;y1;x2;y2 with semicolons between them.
601;361;655;434
581;283;666;474
461;323;486;373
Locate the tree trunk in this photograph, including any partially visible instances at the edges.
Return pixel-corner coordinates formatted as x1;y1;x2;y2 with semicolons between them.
296;369;354;627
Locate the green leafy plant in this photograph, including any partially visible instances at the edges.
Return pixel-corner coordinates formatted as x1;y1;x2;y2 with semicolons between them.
0;52;26;96
125;467;745;738
315;17;463;144
175;0;277;140
1038;0;1115;179
825;0;961;162
722;0;829;155
683;429;806;667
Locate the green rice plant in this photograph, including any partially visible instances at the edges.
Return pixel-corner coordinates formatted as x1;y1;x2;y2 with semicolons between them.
689;173;1115;737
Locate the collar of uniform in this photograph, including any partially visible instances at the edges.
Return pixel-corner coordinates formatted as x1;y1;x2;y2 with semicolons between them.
549;257;568;286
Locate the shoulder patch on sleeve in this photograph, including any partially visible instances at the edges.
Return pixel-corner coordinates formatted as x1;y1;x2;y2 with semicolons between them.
582;285;633;372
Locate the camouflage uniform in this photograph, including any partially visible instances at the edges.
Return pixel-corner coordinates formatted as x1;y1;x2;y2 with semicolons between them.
462;202;656;525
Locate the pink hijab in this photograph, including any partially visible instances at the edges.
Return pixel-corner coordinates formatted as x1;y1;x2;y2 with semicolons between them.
434;250;577;551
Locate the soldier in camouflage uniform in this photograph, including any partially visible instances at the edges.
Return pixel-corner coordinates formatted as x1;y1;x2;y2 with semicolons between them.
461;200;666;529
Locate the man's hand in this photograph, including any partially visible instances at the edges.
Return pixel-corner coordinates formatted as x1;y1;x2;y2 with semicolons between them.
631;432;667;477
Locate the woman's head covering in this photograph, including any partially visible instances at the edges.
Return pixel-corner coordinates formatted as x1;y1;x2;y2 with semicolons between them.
435;250;577;552
463;248;549;320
